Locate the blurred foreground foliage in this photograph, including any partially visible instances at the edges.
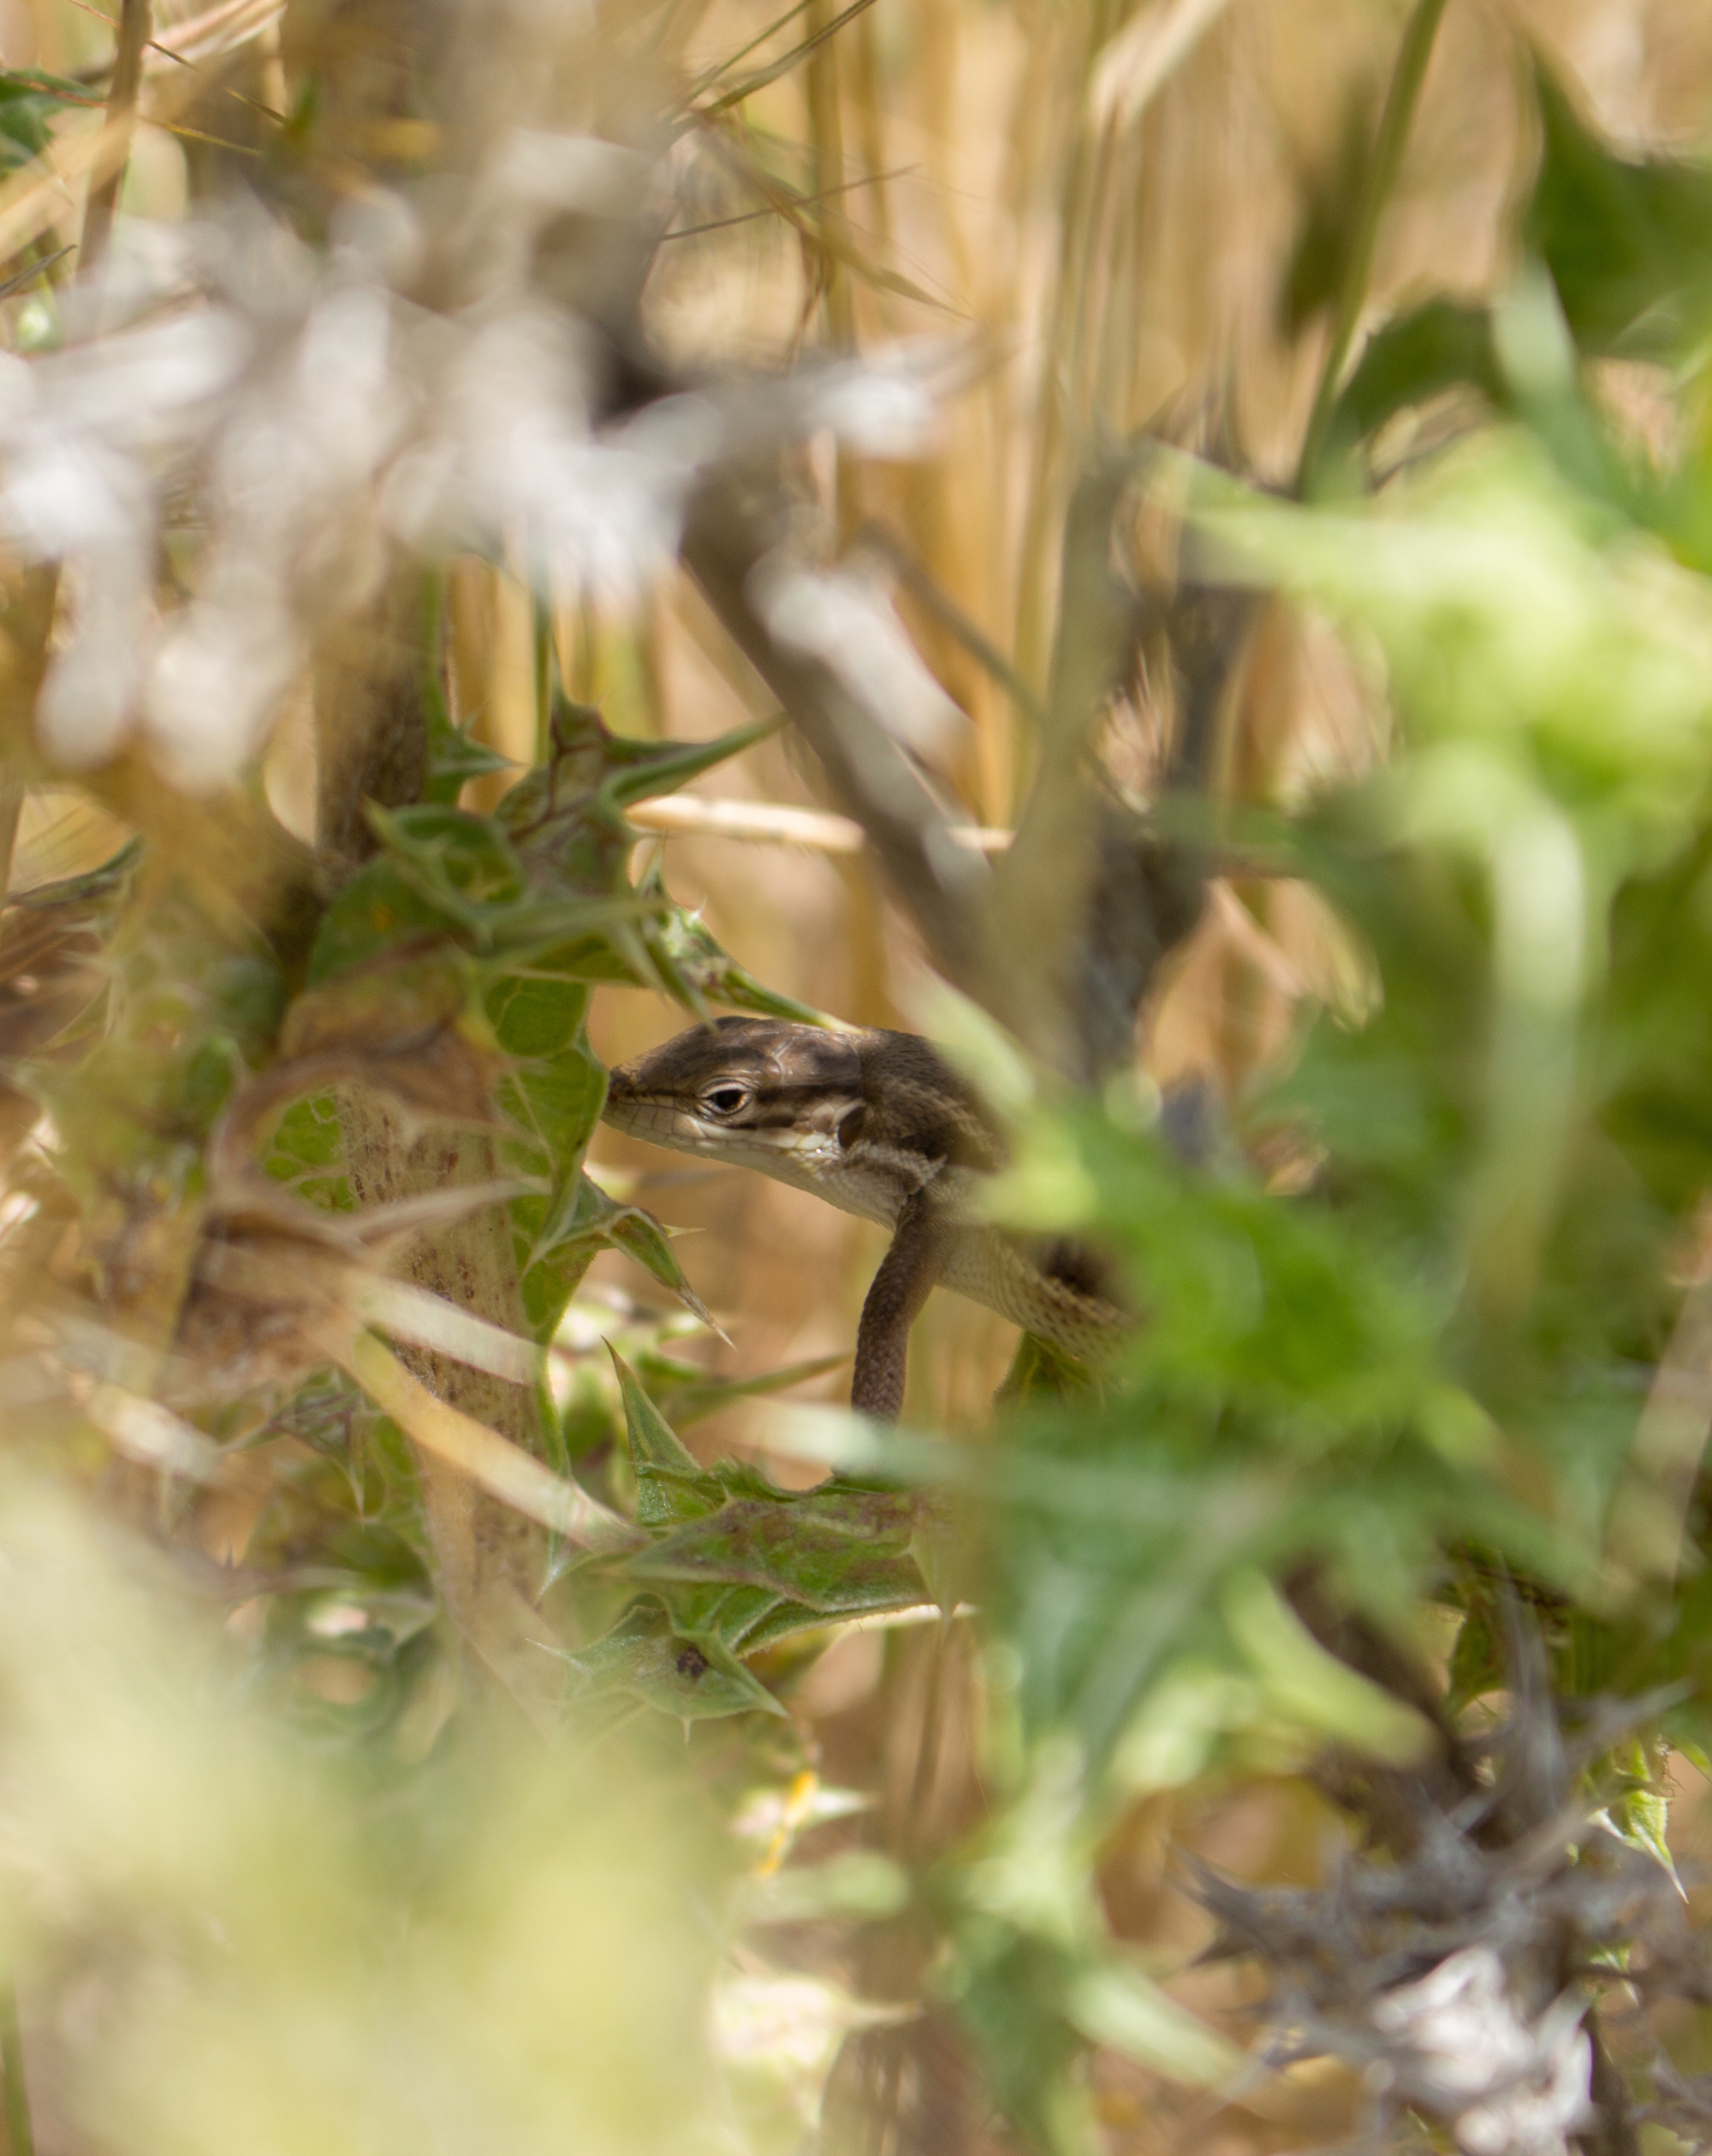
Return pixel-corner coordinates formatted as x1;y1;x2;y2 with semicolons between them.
9;5;1712;2156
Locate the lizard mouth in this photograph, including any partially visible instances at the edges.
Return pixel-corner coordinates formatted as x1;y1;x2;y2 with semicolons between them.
599;1092;717;1148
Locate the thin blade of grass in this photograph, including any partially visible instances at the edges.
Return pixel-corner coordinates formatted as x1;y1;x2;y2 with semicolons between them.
700;0;880;118
312;1314;643;1553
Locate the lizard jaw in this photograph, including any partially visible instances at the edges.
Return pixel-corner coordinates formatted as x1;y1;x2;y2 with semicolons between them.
601;1092;847;1173
601;1085;903;1225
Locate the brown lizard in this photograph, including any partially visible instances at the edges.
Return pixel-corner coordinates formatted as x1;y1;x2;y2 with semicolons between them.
601;1018;1124;1418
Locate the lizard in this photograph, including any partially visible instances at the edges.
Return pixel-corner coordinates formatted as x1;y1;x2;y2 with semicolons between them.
601;1017;1125;1419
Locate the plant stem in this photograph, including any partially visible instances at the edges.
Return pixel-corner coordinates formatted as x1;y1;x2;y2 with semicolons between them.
1294;0;1452;496
80;0;153;274
532;591;554;763
0;1983;34;2156
0;769;22;900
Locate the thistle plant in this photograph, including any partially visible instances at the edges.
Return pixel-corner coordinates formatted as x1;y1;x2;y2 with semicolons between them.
3;7;1712;2156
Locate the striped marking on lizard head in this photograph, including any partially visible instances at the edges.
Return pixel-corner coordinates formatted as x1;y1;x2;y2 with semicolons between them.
602;1017;866;1174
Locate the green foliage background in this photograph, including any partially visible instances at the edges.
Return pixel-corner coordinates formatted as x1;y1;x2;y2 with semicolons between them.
7;4;1712;2154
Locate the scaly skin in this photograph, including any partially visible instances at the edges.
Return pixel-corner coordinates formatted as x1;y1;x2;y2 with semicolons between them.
602;1017;1122;1417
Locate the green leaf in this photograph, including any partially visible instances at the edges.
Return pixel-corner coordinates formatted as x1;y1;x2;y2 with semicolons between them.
1444;1598;1502;1716
515;1175;614;1279
996;1331;1097;1406
0;70;98;174
608;1208;719;1332
307;859;462;983
629;1347;847;1428
627;1487;929;1618
609;1346;723;1529
591;1357;931;1693
515;1173;714;1341
729;1595;850;1654
266;1089;345;1173
492;698;775;883
910;1503;964;1617
1066;1961;1240;2090
484;900;665;980
1221;1569;1431;1762
515;1239;595;1343
643;1577;795;1653
311;799;655;986
1603;1737;1681;1889
566;1601;786;1722
501;1048;605;1176
645;884;835;1026
1525;59;1712;359
366;804;526;916
425;712;514;805
484;974;587;1058
520;1172;613;1261
264;1089;354;1213
598;719;783;813
1332;299;1502;446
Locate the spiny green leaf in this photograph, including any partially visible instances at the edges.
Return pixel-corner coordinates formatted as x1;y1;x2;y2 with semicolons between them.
627;1488;929;1618
425;713;514;804
608;1207;720;1332
494;697;775;858
1602;1737;1681;1889
487;894;666;966
608;1345;722;1529
599;712;783;813
566;1601;785;1722
263;1090;354;1214
631;1347;847;1427
522;1171;619;1262
647;1578;791;1649
523;1174;716;1331
366;804;526;915
731;1595;851;1654
594;1355;930;1680
644;880;835;1025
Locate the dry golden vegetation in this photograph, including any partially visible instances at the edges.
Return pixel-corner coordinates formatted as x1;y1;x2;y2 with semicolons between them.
3;2;1712;2153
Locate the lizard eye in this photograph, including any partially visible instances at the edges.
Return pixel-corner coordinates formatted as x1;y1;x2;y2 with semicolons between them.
700;1084;749;1118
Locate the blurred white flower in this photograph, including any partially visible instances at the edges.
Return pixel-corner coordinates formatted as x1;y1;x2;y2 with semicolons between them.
388;305;716;603
0;140;942;788
1371;1946;1591;2156
492;128;651;219
144;597;300;792
805;353;939;458
711;1970;906;2126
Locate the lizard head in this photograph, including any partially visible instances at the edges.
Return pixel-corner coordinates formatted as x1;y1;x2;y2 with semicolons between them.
602;1017;867;1175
